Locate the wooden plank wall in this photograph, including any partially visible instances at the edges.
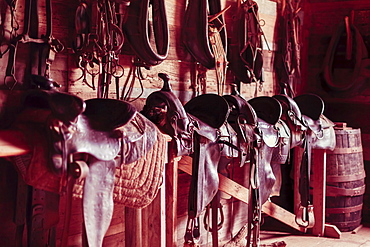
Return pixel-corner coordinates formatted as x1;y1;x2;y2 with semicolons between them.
0;0;279;103
301;0;370;226
0;0;281;246
301;0;370;159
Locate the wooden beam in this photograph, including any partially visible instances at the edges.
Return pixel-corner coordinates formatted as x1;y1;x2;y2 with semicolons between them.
262;201;305;232
0;130;30;157
178;156;249;205
324;224;341;239
178;156;305;232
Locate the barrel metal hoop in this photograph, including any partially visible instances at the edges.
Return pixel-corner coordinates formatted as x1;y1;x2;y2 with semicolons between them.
325;204;363;214
326;170;366;183
326;184;366;197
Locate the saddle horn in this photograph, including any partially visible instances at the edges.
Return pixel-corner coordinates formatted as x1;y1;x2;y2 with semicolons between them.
158;73;171;91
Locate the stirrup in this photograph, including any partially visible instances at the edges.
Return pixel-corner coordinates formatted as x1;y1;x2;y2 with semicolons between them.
184;217;200;244
295;204;315;228
203;204;224;232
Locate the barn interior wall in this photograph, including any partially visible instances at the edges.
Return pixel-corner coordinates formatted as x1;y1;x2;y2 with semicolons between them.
0;0;280;106
0;0;306;246
2;0;370;245
302;0;370;225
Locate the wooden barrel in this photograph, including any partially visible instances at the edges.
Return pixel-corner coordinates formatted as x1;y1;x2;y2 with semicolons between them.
325;124;365;232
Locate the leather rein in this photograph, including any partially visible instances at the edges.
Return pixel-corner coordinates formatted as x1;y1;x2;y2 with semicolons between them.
228;0;268;92
279;0;302;97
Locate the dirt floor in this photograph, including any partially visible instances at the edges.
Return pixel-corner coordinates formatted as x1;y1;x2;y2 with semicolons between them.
259;224;370;247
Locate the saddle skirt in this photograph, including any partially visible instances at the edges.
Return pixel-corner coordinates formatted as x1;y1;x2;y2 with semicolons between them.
294;93;336;150
301;114;336;151
120;112;159;165
271;119;291;164
273;94;306;148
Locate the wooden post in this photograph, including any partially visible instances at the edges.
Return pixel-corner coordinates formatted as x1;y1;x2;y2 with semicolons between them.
125;208;143;247
166;152;180;247
142;175;166;247
311;149;326;236
125;136;170;247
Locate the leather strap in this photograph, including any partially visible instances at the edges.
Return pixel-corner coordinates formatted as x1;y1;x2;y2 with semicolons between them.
82;159;116;247
296;136;315;228
323;17;370;95
28;188;59;247
14;173;28;247
228;0;265;84
4;36;18;89
122;0;169;67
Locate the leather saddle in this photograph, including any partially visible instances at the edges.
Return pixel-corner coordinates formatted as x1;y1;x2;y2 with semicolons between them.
248;96;291;164
294;93;336;150
142;74;238;244
183;93;236;215
17;88;158;246
143;76;227;210
248;96;290;204
142;73;193;156
293;93;336;228
184;93;238;244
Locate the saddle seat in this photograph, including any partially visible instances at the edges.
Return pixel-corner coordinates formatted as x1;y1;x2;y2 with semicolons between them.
185;94;238;157
184;93;230;129
23;89;86;126
248;96;282;125
83;98;137;131
248;96;283;147
294;94;324;121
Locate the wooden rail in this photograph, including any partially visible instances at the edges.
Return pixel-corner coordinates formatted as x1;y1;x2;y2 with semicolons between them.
0;130;341;245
